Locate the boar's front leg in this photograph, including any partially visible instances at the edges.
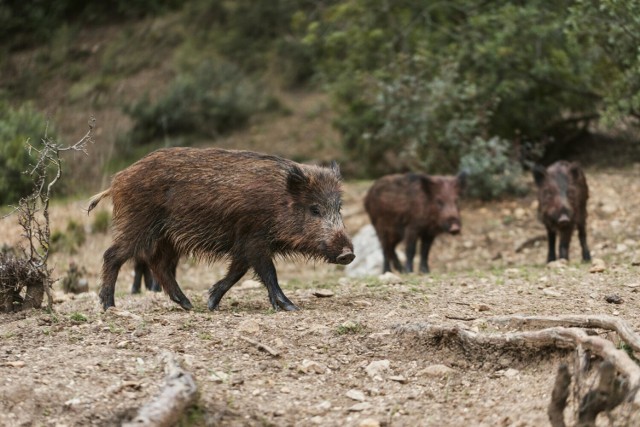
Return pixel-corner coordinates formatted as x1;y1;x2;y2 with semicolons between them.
208;257;249;311
546;227;557;263
558;228;572;261
252;257;298;311
150;241;192;310
578;223;591;262
419;234;435;274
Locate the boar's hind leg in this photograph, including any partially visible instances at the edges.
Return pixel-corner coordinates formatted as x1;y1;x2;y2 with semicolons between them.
252;258;298;311
208;258;250;311
404;233;418;273
546;228;557;262
150;243;192;310
99;244;131;310
578;224;591;262
419;234;435;274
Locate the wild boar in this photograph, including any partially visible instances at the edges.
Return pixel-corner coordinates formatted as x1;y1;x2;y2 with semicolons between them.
365;172;466;274
88;147;354;311
533;161;591;262
131;259;162;294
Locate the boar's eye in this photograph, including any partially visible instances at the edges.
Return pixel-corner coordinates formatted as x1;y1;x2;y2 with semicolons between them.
436;199;445;209
310;205;322;217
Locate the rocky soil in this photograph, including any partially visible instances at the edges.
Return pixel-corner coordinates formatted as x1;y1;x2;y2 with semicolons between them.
2;167;640;426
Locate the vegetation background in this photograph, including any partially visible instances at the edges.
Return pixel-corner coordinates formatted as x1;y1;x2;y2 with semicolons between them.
1;0;639;204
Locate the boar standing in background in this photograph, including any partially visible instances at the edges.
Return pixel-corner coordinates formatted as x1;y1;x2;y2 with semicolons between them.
131;259;164;294
89;147;354;312
533;161;591;262
365;172;466;274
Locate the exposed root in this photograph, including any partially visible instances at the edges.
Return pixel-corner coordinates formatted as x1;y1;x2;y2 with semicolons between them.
239;335;281;357
122;352;198;427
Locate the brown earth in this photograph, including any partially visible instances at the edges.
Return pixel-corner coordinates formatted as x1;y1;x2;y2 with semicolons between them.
1;167;640;426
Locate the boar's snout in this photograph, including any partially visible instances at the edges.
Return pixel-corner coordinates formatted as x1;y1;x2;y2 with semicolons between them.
445;218;461;235
335;247;355;265
558;213;571;226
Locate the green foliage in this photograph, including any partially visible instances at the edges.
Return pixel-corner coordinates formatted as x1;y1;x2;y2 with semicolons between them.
122;61;279;147
50;220;86;254
91;210;111;234
0;102;52;205
336;321;365;335
69;312;88;323
459;137;527;201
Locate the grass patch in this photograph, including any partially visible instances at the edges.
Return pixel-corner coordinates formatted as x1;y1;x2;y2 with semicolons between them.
69;312;88;323
336;320;365;335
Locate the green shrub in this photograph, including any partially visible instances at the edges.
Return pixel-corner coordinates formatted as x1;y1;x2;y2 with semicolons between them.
0;102;53;205
91;210;111;234
459;137;527;201
122;60;279;147
50;219;86;254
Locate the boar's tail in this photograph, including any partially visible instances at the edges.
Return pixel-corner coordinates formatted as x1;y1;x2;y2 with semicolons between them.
87;188;111;214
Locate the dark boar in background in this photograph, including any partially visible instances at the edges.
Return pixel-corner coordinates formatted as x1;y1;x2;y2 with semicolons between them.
533;161;591;262
88;147;354;311
365;172;466;274
130;259;164;294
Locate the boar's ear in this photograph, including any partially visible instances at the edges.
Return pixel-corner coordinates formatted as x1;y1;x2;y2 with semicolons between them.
287;164;309;196
418;174;434;196
533;164;547;187
569;162;582;180
456;171;468;193
329;160;342;179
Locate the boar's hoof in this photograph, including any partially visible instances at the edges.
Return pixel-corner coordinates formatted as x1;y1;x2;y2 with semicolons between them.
276;300;299;311
171;296;193;311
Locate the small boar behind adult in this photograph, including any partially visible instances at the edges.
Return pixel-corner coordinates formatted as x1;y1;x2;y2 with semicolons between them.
533;160;591;262
89;148;354;311
365;172;466;274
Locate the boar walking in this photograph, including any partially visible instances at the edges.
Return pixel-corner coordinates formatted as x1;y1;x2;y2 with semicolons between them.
89;148;354;311
533;161;591;262
365;172;466;274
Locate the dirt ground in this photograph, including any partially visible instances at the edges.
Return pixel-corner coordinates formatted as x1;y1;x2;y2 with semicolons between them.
2;167;640;426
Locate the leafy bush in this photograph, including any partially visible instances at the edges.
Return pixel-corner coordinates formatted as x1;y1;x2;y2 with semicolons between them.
50;220;86;254
459;137;527;201
0;102;52;205
122;61;279;147
91;210;111;234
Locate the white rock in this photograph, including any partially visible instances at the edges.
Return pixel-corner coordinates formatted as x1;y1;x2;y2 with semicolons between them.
589;258;606;273
299;359;327;374
547;259;567;269
418;364;455;377
359;419;381;427
348;402;372;412
365;360;391;378
209;371;229;383
345;224;384;277
346;389;366;402
503;368;519;378
312;289;335;298
542;288;562;297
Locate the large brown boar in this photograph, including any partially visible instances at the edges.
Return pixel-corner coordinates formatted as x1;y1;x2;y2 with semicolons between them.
364;172;466;274
88;147;354;312
533;160;591;262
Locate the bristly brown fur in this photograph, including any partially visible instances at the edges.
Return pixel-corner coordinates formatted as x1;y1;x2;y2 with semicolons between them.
365;172;466;274
92;147;354;311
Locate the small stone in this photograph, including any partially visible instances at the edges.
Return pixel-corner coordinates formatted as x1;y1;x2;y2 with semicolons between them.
274;409;285;417
605;294;623;304
514;208;526;219
365;360;390;378
116;340;129;349
463;240;474;249
353;300;373;307
631;260;640;267
348;402;372;412
359;418;381;427
346;389;366;402
418;364;455;378
237;319;260;334
504;268;519;277
624;283;640;288
312;289;335;298
547;259;567;269
389;375;407;384
589;258;606;273
299;359;327;374
473;303;491;312
543;288;562;297
314;400;332;414
64;397;81;408
503;368;519;378
378;272;404;285
616;243;628;253
230;376;244;385
209;371;229;383
3;361;25;368
310;416;324;424
600;204;617;215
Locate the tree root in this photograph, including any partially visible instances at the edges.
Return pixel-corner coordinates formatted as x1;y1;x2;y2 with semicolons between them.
123;352;198;427
395;314;640;425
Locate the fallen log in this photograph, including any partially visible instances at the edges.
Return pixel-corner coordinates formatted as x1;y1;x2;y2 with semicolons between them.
123;352;198;427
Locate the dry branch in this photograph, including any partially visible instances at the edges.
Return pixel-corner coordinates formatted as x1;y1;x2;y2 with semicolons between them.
239;335;281;357
395;322;640;402
123;352;197;427
515;234;547;253
549;363;571;427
